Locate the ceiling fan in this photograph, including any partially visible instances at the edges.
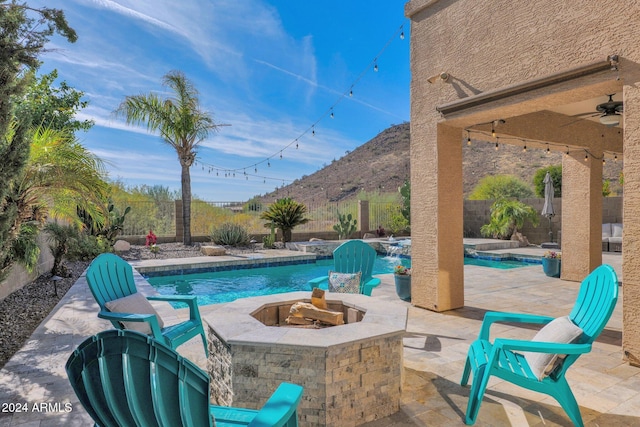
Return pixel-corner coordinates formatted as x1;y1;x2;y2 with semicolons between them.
571;94;624;127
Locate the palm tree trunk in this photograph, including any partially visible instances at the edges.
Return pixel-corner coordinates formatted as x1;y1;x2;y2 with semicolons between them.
181;163;192;245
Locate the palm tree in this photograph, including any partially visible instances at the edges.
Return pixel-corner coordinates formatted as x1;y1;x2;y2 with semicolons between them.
115;71;218;245
260;198;309;243
6;125;108;273
480;197;539;239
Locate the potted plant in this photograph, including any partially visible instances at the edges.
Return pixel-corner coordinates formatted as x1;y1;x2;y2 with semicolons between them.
393;265;411;301
542;251;561;278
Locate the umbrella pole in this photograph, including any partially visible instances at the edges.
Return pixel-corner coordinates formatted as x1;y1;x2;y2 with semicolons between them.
548;216;553;242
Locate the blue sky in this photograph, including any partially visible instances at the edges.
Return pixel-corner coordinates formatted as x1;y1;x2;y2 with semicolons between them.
33;0;410;201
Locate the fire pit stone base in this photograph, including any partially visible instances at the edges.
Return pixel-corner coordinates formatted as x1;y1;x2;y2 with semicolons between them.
205;291;407;426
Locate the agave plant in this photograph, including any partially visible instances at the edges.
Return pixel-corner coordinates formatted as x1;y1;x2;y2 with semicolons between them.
260;198;309;243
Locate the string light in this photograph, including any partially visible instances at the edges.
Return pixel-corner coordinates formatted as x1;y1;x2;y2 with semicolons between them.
467;132;471;146
491;122;496;138
464;127;621;164
602;158;606;165
584;153;589;162
191;22;407;185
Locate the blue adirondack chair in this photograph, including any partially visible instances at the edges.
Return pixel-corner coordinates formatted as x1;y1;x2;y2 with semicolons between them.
461;264;619;426
66;329;303;427
86;252;208;356
307;240;381;296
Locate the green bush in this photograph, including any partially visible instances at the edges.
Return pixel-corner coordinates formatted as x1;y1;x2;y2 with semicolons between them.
67;232;111;261
468;175;534;200
210;223;250;246
480;198;539;239
533;165;562;198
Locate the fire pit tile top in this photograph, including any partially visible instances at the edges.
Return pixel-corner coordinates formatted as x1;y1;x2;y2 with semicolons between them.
204;291;407;348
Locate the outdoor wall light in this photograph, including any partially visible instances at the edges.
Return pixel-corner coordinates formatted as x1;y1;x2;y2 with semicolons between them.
427;72;450;83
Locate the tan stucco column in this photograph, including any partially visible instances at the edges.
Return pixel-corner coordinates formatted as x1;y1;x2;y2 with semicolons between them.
560;150;603;281
411;123;464;312
622;84;640;367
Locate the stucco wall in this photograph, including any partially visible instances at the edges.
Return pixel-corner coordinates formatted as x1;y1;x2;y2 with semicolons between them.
0;234;54;301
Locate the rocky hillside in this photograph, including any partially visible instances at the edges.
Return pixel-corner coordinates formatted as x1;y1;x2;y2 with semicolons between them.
259;122;623;204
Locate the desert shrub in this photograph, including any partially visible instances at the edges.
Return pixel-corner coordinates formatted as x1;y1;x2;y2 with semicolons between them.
210;223;250;246
468;175;534;200
533;165;562;197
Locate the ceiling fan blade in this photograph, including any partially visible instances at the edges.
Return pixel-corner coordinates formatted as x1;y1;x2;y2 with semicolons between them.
571;112;599;118
560;116;595;127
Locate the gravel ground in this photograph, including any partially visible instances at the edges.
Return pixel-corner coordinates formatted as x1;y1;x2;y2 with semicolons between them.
0;243;206;369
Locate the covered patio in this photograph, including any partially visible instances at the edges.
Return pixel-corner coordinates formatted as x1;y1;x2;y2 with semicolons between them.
405;0;640;367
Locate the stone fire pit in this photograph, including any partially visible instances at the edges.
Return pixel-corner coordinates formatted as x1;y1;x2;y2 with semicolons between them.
205;291;407;426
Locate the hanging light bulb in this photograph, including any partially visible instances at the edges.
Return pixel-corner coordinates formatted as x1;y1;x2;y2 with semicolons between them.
523;145;527;152
254;167;257;173
312;126;315;136
491;123;496;138
546;145;550;154
330;108;334;119
584;154;589;162
614;154;618;162
495;142;499;150
374;61;378;72
268;160;271;167
349;88;353;97
296;141;299;149
279;152;283;159
602;158;606;165
400;31;405;40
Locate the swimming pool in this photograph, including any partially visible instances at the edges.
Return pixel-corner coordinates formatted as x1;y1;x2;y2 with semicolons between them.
148;256;410;305
147;255;536;306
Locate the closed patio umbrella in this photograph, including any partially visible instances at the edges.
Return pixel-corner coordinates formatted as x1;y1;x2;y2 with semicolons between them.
541;171;555;243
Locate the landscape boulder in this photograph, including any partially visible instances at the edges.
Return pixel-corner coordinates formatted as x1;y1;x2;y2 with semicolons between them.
113;240;131;252
201;245;226;256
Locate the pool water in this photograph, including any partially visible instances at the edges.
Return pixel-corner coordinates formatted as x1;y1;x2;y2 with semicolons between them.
147;256;535;306
148;256;410;306
464;257;536;269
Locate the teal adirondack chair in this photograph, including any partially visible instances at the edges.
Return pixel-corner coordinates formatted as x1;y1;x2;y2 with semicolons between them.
308;240;381;296
461;264;619;426
66;329;303;427
86;253;208;356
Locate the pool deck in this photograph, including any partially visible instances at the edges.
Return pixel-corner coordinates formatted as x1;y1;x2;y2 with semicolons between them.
1;245;637;426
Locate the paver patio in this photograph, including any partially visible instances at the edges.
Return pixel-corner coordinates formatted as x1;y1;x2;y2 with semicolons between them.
0;249;637;426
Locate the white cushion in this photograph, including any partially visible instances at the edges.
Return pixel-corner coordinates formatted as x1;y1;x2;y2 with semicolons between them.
328;271;362;294
522;316;583;380
611;223;623;238
105;292;165;334
602;223;612;239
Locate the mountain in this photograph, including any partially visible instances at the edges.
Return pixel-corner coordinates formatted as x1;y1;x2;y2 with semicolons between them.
259;122;623;204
